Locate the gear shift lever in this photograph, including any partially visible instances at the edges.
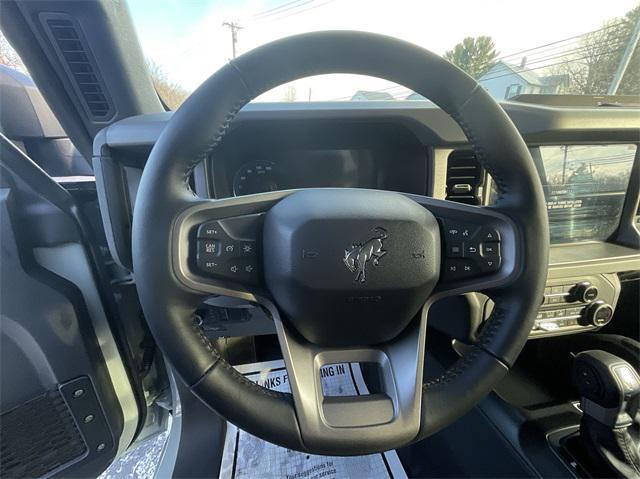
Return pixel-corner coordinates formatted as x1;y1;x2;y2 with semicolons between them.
573;350;640;479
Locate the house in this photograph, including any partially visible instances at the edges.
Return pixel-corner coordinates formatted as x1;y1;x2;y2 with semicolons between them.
350;90;394;101
478;60;569;100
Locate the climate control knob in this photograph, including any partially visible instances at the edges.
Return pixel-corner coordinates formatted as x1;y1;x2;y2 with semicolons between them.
572;281;598;303
582;300;614;327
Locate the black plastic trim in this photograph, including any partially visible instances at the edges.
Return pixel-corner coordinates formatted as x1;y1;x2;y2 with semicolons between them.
0;134;146;440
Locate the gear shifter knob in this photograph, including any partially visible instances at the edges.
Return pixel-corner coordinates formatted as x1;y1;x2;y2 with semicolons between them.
573;350;640;428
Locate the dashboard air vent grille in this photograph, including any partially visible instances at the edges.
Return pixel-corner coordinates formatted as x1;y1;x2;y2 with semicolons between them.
445;150;484;205
40;14;113;121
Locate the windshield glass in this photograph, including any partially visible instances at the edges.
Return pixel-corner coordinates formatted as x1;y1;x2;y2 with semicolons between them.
128;0;640;108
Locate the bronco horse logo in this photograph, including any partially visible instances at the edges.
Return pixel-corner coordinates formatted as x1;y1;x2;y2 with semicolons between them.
343;227;388;283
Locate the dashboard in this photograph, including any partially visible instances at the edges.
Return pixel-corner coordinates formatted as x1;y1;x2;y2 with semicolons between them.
92;100;640;340
209;120;429;198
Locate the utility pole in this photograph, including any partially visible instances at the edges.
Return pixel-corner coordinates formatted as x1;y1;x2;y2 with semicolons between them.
561;145;568;184
222;21;242;59
608;16;640;95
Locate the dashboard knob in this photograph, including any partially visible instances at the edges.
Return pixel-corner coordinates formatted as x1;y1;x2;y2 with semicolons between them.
572;281;598;303
582;300;614;327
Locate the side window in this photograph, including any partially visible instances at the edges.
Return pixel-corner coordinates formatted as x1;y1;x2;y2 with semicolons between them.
0;32;92;178
504;84;523;99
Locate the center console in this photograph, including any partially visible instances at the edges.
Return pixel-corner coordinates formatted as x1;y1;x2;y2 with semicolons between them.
531;274;620;337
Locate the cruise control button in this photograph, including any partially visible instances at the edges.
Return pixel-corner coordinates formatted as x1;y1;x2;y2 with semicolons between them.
199;239;220;256
197;257;223;275
221;242;236;256
198;221;224;239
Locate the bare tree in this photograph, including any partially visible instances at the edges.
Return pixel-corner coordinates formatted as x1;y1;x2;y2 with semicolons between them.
549;5;639;95
0;31;25;71
147;60;190;110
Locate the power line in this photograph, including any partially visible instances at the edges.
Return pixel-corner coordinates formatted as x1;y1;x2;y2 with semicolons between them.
252;0;310;18
251;0;336;23
331;37;627;100
252;0;317;20
480;46;626;83
330;40;627;101
489;20;628;65
480;38;627;80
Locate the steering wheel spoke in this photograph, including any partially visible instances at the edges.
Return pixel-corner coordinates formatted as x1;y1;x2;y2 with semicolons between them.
407;195;522;298
270;302;428;454
171;191;294;299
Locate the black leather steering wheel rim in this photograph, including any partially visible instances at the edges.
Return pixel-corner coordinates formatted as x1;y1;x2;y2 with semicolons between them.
132;31;549;455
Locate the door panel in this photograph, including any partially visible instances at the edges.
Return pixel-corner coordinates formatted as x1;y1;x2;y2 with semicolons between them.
0;150;139;477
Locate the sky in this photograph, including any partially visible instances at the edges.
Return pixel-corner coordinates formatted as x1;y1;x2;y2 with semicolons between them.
127;0;639;101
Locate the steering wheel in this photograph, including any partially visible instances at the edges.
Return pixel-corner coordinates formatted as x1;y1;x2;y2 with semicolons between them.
132;31;548;455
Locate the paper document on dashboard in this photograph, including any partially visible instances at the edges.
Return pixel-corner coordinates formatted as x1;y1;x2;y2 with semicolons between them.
219;359;408;479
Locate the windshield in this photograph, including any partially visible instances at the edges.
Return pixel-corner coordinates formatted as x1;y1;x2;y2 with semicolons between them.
129;0;640;108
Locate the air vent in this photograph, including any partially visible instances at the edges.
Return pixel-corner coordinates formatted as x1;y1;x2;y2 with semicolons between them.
40;13;114;121
445;150;485;205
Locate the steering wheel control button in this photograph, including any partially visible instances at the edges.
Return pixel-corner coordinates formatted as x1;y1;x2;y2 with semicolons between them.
478;227;500;242
443;259;479;280
446;242;463;257
198;239;220;256
464;242;480;258
197;221;223;238
478;257;501;273
193;215;262;284
440;219;502;280
480;242;500;258
226;259;259;282
220;242;236;256
196;254;223;274
442;221;479;241
237;240;257;256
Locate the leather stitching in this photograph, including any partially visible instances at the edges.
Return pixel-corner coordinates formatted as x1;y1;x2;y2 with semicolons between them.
615;428;640;475
422;102;513;389
182;97;249;193
191;317;293;400
179;67;293;402
191;315;220;359
476;305;507;350
423;347;482;390
449;110;509;203
220;360;294;400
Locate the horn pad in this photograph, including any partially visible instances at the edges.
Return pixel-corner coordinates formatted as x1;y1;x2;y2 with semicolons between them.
263;189;440;346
